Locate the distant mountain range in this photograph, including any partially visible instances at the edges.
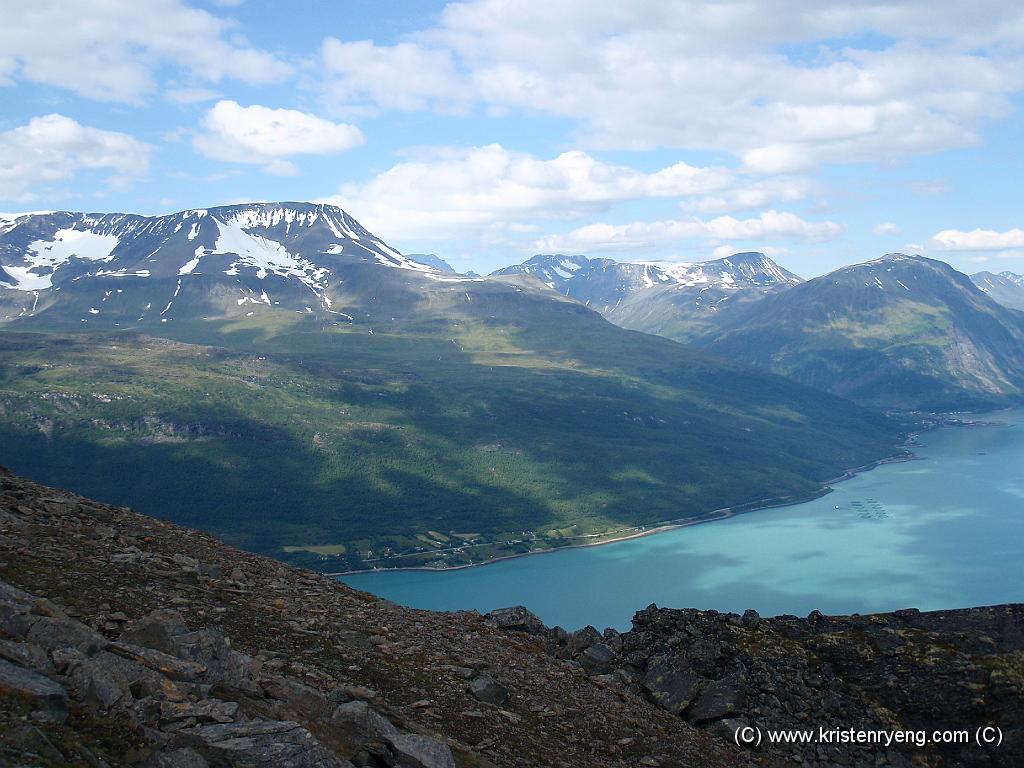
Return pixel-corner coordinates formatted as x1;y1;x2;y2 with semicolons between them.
971;270;1024;311
405;253;457;273
496;252;1024;409
0;203;897;571
492;251;802;342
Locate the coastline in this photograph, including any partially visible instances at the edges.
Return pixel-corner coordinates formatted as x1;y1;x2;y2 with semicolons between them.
328;447;918;578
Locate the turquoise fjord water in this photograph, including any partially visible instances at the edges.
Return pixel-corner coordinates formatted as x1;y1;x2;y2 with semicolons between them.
342;410;1024;631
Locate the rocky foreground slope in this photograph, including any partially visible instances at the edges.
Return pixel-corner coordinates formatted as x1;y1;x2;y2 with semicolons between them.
0;467;1021;767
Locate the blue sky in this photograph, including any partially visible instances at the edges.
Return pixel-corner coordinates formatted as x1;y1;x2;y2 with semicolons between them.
2;0;1024;277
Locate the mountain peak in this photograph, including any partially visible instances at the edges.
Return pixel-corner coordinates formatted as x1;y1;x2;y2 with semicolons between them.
164;201;373;240
0;203;470;325
841;253;954;274
708;252;1024;407
493;251;801;294
490;254;590;287
820;253;982;300
720;250;769;264
998;269;1024;284
706;251;802;284
404;253;458;273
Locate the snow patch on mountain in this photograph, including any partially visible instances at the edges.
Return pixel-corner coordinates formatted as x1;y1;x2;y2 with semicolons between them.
223;204;348;237
494;252;800;295
654;253;800;289
30;229;120;264
92;269;151;278
1;265;53;290
370;249;435;273
491;254;591;288
2;229;121;289
178;248;204;276
211;219;300;279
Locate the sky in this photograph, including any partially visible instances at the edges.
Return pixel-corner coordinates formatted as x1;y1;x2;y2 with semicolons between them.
2;0;1024;278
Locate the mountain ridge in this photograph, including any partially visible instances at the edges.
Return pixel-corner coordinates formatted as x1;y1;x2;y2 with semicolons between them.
491;251;802;343
0;202;463;326
972;269;1024;311
492;250;1024;409
706;253;1024;408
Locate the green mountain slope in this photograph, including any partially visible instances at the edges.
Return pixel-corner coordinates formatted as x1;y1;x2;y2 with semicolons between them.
0;204;901;571
708;254;1024;409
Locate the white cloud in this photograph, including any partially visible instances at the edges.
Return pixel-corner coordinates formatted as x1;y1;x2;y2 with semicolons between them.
0;114;153;202
742;144;818;175
685;178;811;215
321;144;735;240
263;159;300;177
165;86;220;105
316;1;1024;169
0;0;291;103
534;211;842;253
907;179;952;196
874;222;902;236
930;228;1024;251
321;39;468;113
194;101;365;171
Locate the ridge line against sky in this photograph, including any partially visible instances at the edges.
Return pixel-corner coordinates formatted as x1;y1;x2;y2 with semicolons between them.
1;0;1023;278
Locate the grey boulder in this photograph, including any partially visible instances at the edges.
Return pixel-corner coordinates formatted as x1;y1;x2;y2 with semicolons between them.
0;657;68;722
485;606;546;635
176;719;353;768
642;654;703;715
385;733;456;768
686;678;746;724
469;675;508;706
579;643;616;676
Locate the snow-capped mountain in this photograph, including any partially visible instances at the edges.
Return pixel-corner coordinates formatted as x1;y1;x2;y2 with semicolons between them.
491;254;592;289
491;251;802;341
0;203;481;327
972;270;1024;311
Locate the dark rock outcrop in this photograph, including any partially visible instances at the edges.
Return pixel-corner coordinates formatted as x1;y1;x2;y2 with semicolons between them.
484;606;546;636
486;595;1024;767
